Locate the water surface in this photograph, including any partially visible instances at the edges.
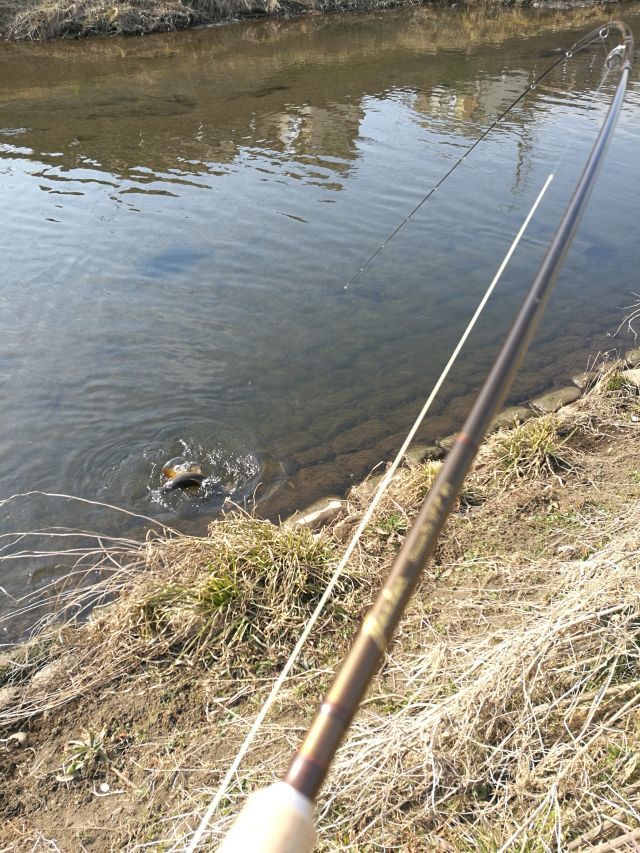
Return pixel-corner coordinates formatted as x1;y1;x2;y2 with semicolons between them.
1;3;640;624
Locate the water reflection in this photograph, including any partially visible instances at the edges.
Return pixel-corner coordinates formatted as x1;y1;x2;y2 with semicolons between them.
1;3;640;623
0;4;625;188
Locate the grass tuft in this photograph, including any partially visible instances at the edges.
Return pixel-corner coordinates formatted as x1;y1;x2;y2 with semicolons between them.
0;515;363;726
604;370;628;393
489;414;575;483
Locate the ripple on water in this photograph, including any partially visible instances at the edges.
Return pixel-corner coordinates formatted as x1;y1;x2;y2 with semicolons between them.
63;420;262;521
146;438;261;517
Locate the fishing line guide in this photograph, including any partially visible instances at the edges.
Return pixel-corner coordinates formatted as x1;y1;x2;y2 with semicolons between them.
342;22;620;293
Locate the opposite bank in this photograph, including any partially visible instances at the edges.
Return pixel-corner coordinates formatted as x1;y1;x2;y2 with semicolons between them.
0;0;617;41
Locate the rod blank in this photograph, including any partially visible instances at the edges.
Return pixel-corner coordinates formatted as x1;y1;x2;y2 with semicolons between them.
285;19;633;804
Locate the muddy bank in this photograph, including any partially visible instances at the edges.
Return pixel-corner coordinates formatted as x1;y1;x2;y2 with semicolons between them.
0;0;622;40
2;352;640;849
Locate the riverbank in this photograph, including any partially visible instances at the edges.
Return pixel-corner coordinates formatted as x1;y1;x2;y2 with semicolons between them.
2;351;640;849
0;0;622;40
4;0;425;40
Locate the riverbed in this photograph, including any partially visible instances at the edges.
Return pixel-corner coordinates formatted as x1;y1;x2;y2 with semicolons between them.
1;3;639;621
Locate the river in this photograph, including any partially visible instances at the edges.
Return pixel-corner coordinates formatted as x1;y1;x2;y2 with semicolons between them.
1;3;639;627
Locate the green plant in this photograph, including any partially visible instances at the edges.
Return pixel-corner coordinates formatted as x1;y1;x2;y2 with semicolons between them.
57;727;108;781
604;370;628;392
373;513;408;538
492;414;574;482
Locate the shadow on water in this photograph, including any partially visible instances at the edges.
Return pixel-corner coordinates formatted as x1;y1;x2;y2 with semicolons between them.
1;1;640;629
139;246;216;278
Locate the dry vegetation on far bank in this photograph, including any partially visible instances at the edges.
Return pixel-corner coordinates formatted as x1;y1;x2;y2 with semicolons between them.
0;0;419;41
2;355;640;850
0;0;614;41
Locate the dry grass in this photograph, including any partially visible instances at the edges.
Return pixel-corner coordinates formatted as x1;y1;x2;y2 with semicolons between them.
163;373;640;850
0;0;618;42
1;0;266;40
0;0;409;40
180;514;640;851
351;459;445;522
0;514;364;727
317;532;640;850
614;293;640;343
485;413;577;484
2;366;640;850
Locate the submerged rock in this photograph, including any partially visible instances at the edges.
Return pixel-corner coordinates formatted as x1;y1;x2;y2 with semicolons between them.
285;497;343;530
531;386;581;414
621;369;640;389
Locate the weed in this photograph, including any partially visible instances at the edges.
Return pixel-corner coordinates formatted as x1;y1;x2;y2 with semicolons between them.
375;513;407;535
373;513;408;538
57;727;108;781
533;510;581;530
490;414;575;482
605;370;628;392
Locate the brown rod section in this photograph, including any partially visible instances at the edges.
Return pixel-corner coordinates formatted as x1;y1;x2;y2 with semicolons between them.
285;21;633;803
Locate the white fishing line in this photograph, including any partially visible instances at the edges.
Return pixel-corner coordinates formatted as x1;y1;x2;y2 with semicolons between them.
183;171;554;852
184;28;629;849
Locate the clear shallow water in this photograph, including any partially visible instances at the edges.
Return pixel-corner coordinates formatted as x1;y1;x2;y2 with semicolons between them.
1;4;640;625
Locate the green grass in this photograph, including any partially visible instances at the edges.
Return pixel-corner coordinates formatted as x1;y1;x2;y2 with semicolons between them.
373;513;408;538
492;415;575;482
604;370;628;392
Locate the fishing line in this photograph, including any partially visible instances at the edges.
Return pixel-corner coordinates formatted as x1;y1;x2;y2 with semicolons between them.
343;24;611;291
183;172;554;852
277;21;633;825
183;26;623;850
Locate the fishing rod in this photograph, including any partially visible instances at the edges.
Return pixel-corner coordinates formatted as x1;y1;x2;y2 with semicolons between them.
216;20;634;853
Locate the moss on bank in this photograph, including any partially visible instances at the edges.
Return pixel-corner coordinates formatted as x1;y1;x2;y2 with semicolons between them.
2;357;640;849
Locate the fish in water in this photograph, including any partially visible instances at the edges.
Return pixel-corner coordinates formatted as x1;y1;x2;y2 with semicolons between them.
160;470;205;493
160;457;204;493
